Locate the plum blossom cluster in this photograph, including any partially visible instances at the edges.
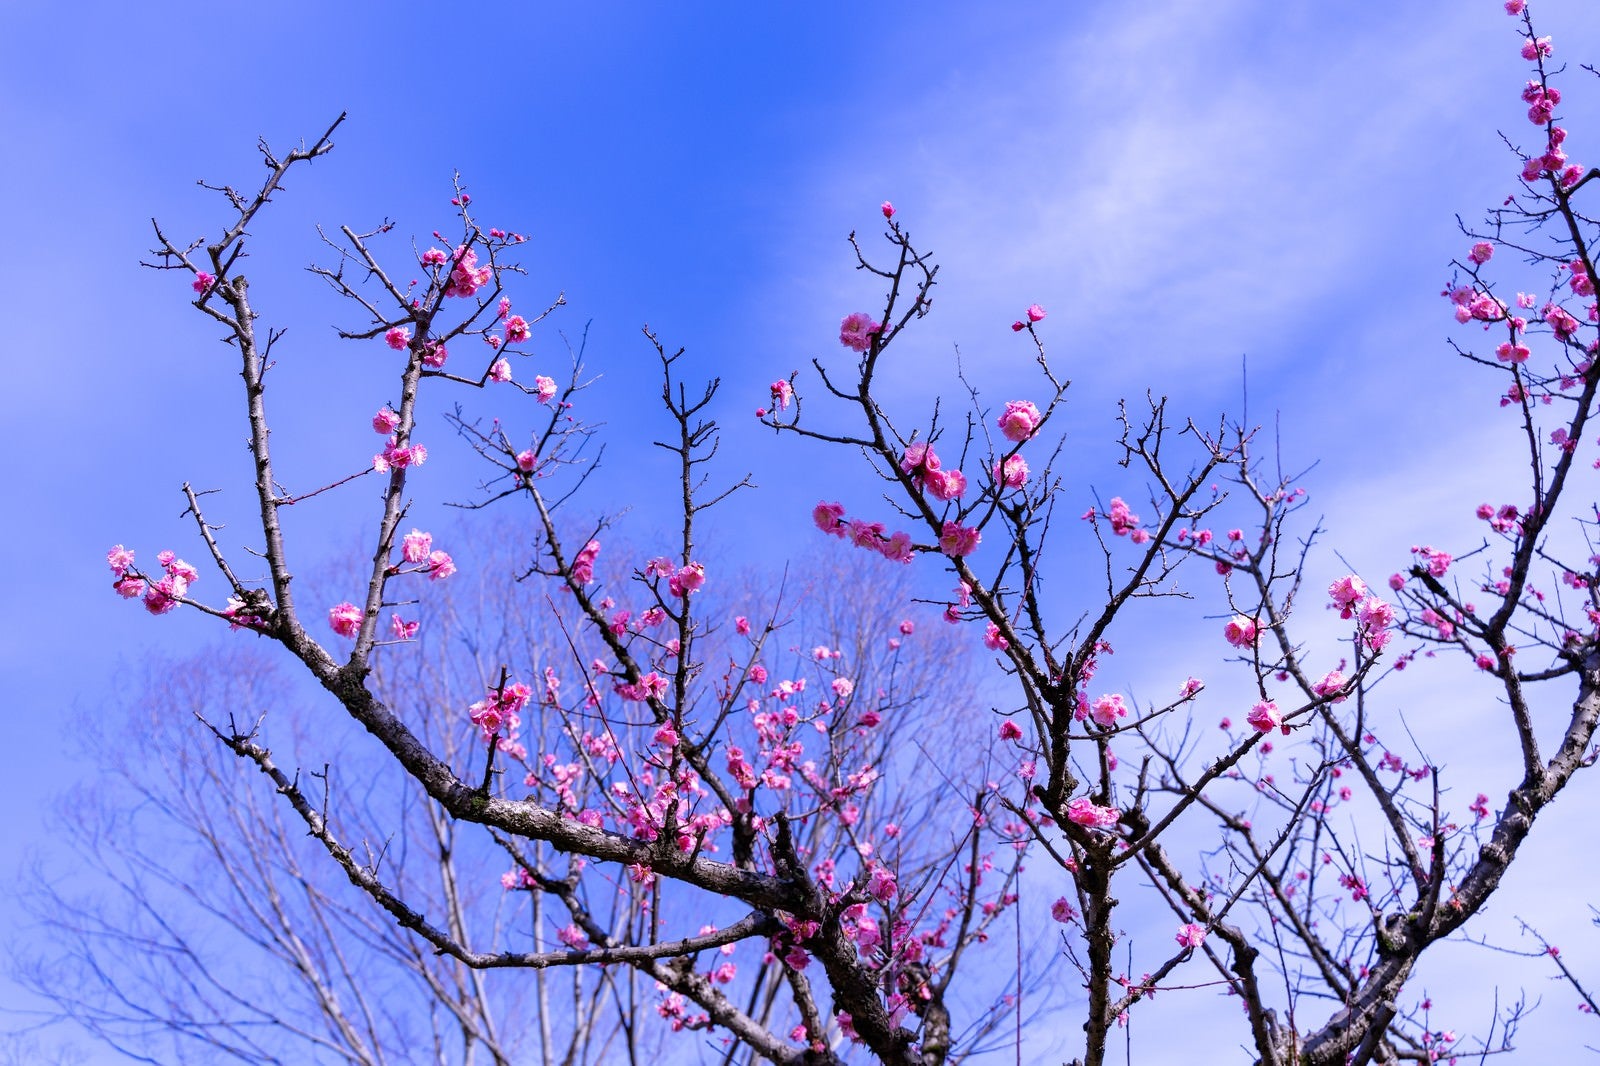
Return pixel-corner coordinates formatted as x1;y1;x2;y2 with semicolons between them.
374;434;427;473
1085;497;1150;545
432;245;494;299
813;501;915;564
1328;575;1395;653
756;379;794;419
1447;284;1506;325
1086;693;1128;729
1476;501;1523;535
393;529;456;581
1010;303;1047;332
1064;797;1120;829
640;555;706;598
570;539;601;585
1503;17;1588;187
1410;545;1453;578
900;441;967;502
107;546;198;616
468;680;532;751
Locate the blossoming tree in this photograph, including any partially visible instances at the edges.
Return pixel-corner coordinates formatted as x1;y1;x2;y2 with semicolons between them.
31;543;993;1065
102;5;1600;1063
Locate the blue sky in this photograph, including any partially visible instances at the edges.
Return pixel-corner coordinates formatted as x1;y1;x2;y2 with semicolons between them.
8;1;1600;1060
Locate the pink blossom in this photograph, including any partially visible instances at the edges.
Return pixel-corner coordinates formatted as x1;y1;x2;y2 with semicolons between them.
557;924;587;949
1469;242;1495;265
938;521;981;557
1506;0;1525;12
1175;923;1207;949
385;326;412;350
881;201;895;218
421;248;449;267
401;529;433;564
1247;700;1286;735
1411;545;1452;577
1051;897;1078;923
504;314;530;345
769;380;793;411
1089;693;1127;728
571;539;600;585
374;436;427;473
421;341;448;369
114;575;146;599
191;271;215;294
1107;497;1140;536
1496;341;1531;363
500;866;535;890
1568;260;1595;297
515;449;538;474
668;562;706;597
1065;797;1120;829
444;246;492;298
1547;303;1582;340
1357;598;1395;650
1420;607;1455;639
995;454;1029;489
107;544;135;576
999;720;1023;740
390;615;419;641
1026;303;1047;323
1313;670;1348;702
1011;320;1026;332
849;518;886;550
489;358;512;383
1179;677;1203;699
925;467;967;501
831;677;854;700
1521;36;1552;61
997;400;1042;443
839;312;882;352
1328;575;1369;618
142;577;182;614
372;407;400;434
329;602;362;638
983;623;1009;651
880;530;914;564
426;550;456;581
813;501;847;537
616;671;669;702
1223;615;1259;648
900;441;940;479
